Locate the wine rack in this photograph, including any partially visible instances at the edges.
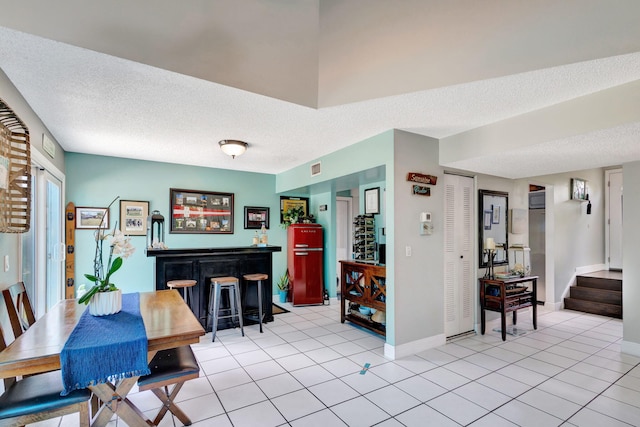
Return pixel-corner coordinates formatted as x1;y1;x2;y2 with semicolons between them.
353;214;376;261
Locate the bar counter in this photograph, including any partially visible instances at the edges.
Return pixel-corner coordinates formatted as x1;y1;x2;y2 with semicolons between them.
147;245;282;330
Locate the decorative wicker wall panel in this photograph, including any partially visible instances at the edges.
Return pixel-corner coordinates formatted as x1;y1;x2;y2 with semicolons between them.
0;97;31;233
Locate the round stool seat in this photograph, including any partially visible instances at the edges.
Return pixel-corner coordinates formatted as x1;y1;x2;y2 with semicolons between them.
243;273;268;281
167;279;196;289
211;276;239;284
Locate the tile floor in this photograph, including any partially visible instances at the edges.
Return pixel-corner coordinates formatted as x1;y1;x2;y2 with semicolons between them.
48;300;640;427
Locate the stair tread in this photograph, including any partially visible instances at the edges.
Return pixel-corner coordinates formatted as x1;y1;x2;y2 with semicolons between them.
564;297;622;319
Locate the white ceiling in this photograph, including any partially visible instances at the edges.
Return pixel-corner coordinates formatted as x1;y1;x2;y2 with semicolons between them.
0;1;639;179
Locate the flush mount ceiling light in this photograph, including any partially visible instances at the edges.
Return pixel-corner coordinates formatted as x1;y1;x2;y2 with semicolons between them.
218;140;248;159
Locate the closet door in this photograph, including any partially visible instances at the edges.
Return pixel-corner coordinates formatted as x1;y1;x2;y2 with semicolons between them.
444;173;474;337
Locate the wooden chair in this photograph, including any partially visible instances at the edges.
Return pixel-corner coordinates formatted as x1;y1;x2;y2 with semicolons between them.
2;282;36;339
137;345;200;426
0;320;91;426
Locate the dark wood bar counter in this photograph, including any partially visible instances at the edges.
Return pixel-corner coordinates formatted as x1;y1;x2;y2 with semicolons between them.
147;246;282;330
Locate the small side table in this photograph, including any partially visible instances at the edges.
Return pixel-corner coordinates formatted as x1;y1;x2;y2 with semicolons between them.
479;275;538;341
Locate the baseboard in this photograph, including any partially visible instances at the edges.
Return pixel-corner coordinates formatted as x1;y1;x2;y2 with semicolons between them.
384;333;446;360
621;340;640;358
575;264;608;275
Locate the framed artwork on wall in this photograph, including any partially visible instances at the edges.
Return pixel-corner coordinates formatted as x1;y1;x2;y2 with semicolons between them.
169;188;234;234
120;200;149;236
365;187;380;214
280;196;309;223
75;207;109;229
244;206;269;229
571;178;587;201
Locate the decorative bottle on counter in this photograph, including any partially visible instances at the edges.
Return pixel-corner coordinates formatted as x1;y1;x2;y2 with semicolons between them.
252;230;259;246
260;222;268;245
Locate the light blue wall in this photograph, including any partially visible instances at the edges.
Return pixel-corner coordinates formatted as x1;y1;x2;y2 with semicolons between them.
65;153;286;294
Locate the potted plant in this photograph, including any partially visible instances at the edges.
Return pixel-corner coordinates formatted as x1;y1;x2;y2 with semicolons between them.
78;197;135;315
281;206;305;228
276;270;289;303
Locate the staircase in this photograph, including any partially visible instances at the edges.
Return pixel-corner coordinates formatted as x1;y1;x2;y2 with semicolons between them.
564;270;622;318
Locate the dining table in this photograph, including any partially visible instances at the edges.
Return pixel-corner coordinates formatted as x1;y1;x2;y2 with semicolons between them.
0;289;205;427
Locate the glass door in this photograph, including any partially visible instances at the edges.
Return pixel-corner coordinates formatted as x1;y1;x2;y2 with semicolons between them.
21;163;65;316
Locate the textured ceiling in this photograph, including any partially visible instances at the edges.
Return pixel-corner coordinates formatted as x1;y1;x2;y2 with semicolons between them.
0;1;639;179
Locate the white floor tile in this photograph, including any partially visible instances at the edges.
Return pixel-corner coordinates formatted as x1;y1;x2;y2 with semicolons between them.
427;391;489;425
537;378;598;406
445;359;491;380
517;388;581;420
217;382;268;412
364;385;421;416
256;372;304;398
494;399;563;427
454;381;511;411
274;352;316;371
368;361;414;383
567;407;631;427
308;378;360;407
227;400;286;427
208;367;254;391
289;408;348;427
340;370;389;394
467;412;519;426
271;388;326;421
587;395;640;426
330;396;391;427
395;403;460;426
394;375;448;402
420;366;472;390
243;360;287;381
321;357;363;377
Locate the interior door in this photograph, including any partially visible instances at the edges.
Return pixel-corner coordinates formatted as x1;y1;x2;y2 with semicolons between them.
607;169;623;270
444;173;474;337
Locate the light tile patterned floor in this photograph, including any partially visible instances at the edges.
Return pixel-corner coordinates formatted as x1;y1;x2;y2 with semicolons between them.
45;300;640;426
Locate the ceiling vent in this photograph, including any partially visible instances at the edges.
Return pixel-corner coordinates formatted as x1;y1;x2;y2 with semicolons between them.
311;162;321;177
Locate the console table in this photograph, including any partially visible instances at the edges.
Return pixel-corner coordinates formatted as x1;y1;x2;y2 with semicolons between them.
479;275;538;341
147;246;281;330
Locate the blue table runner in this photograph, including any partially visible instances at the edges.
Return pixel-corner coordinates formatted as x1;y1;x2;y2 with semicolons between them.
60;292;151;395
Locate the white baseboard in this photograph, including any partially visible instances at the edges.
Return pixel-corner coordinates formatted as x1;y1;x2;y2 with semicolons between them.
575;264;607;275
384;333;446;360
622;340;640;358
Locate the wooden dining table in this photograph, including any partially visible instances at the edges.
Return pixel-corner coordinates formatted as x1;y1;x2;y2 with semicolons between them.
0;289;205;427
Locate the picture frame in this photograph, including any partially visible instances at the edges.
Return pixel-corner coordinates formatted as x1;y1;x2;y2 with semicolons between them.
120;200;149;236
244;206;269;229
280;196;309;223
365;187;380;214
75;207;109;230
483;210;492;230
492;204;500;224
571;178;587;201
170;188;234;234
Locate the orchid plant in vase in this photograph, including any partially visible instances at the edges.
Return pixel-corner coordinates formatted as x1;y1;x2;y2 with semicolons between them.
78;197;135;306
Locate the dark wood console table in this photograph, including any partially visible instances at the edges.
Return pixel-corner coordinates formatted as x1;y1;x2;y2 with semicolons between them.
479;275;538;341
147;246;282;331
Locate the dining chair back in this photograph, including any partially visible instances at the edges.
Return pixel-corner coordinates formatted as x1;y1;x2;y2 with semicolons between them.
0;323;91;427
137;345;200;426
2;282;36;339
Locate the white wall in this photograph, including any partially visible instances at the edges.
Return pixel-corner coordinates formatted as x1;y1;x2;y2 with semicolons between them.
622;161;640;355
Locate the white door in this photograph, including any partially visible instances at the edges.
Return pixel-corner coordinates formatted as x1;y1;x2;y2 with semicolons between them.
444;173;475;337
606;169;623;270
336;197;353;297
21;161;65;316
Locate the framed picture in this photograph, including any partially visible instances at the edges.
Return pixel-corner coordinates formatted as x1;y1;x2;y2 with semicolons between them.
280;196;309;223
492;204;500;224
244;206;269;229
120;200;149;236
483;211;492;230
571;178;587;201
170;188;234;234
365;187;380;214
75;207;109;229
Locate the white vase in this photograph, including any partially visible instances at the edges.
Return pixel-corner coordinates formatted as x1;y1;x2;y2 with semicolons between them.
89;289;122;316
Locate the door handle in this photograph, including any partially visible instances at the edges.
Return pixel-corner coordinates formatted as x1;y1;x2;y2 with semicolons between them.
295;252;308;256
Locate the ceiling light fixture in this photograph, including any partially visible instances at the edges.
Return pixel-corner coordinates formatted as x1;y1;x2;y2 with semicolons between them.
219;140;248;159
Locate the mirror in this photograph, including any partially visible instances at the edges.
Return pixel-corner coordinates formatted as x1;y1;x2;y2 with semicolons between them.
479;189;508;268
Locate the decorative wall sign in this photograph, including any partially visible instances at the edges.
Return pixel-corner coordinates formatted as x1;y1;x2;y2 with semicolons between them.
407;172;438;185
412;185;431;196
170;188;234;234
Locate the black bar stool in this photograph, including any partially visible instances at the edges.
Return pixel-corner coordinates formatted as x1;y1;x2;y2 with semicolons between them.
208;276;244;342
243;273;268;334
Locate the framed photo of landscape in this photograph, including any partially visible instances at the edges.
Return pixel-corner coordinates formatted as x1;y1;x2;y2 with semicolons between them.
75;206;109;230
170;188;234;234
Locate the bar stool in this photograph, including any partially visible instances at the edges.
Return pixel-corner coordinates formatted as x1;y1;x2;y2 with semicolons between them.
208;276;244;342
243;273;268;334
167;279;196;305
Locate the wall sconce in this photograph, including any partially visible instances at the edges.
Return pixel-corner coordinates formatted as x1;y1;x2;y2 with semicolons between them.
586;194;592;215
219;140;248;158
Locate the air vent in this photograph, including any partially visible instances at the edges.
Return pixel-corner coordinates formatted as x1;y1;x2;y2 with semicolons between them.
311;162;321;177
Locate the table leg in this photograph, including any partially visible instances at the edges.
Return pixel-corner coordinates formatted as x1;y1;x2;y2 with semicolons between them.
533;301;537;330
481;307;486;335
501;313;507;341
513;310;517;325
90;378;149;427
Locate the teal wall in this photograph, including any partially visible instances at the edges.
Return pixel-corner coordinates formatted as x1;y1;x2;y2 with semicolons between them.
65;153;286;294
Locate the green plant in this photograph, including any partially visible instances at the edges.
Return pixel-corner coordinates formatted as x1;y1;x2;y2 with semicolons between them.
78;197;135;305
281;206;305;228
276;270;289;291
